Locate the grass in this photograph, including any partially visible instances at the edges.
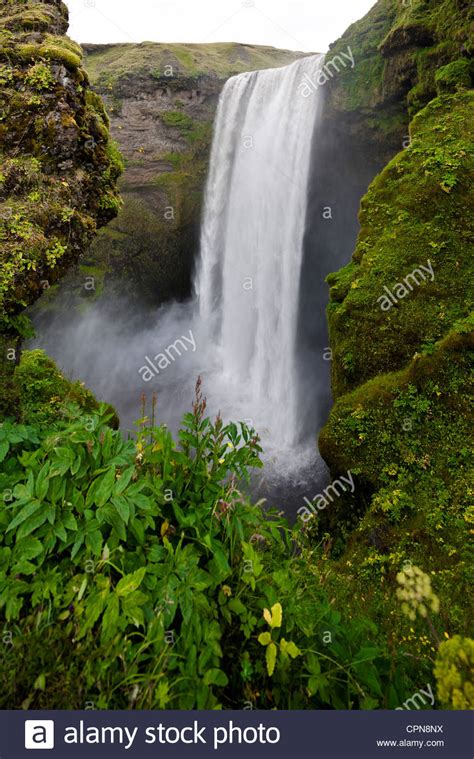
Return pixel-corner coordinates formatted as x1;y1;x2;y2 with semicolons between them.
83;41;314;89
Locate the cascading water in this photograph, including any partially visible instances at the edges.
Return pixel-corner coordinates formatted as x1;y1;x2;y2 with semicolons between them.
196;54;325;450
30;54;330;511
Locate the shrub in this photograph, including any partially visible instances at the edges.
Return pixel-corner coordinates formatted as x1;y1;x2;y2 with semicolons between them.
434;636;474;709
0;381;406;710
161;110;194;131
14;349;116;427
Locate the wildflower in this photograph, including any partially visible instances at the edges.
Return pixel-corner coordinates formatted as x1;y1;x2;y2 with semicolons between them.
396;564;440;621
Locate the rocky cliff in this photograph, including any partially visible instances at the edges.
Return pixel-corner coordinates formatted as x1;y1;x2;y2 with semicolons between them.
318;0;473;635
0;0;122;416
76;42;310;304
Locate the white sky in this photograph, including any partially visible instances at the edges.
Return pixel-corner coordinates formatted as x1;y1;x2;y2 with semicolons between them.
65;0;376;53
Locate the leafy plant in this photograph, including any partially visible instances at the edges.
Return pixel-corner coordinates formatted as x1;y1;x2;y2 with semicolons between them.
0;381;404;710
258;603;301;676
24;63;54;90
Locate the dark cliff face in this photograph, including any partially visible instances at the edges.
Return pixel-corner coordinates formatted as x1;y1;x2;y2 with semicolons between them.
76;42;310;304
0;0;122;415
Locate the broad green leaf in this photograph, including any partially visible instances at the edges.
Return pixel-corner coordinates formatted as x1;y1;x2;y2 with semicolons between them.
78;579;110;637
122;590;146;626
94;467;116;508
7;500;42;533
116;567;146;597
266;642;277;676
0;439;10;462
208;546;231;583
85;530;103;557
12;560;37;575
35;462;50;501
114;466;135;495
101;594;120;643
112;495;130;524
62;511;77;531
258;632;272;646
14;536;43;561
203;668;228;687
101;505;127;540
71;531;85;560
280;638;301;659
307;653;321;675
228;598;246;615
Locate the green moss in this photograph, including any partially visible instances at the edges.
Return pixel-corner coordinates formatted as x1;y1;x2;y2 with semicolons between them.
435;59;473;95
327;0;397;111
320;3;473;648
83;42;311;90
318;323;473;638
0;7;59;33
326;0;473;145
161;110;194;131
0;0;122;418
14;349;119;427
24;62;54;89
38;41;82;69
326;92;473;397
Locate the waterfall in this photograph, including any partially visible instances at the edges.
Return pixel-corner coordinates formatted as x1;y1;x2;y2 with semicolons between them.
30;54;330;507
196;54;325;449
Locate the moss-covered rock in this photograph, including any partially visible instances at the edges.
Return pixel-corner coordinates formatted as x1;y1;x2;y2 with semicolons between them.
14;349;119;427
318;0;473;644
0;0;122;417
326;92;473;396
324;0;473;154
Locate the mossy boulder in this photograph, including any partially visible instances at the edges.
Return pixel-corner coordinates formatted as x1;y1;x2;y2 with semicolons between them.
0;0;122;418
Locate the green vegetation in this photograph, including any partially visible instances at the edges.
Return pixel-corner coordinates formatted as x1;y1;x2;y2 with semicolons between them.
434;636;474;709
0;0;122;416
319;321;473;637
0;0;472;713
326;92;473;395
161;110;195;132
318;1;473;704
14;349;118;428
0;381;457;709
83;42;310;90
326;0;473;146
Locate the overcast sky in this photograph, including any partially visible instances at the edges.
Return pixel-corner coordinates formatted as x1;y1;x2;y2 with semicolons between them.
65;0;376;53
